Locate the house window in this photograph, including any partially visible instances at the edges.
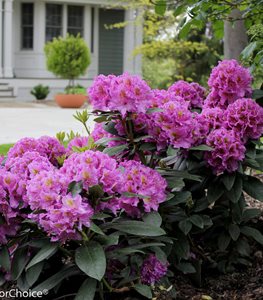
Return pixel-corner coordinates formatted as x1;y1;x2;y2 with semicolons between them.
21;3;34;49
67;6;84;36
46;4;62;42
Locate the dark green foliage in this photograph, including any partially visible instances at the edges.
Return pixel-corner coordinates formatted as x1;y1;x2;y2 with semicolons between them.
30;84;50;100
45;34;91;87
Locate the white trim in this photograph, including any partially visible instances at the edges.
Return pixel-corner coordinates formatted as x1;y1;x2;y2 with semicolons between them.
3;0;14;78
0;0;3;77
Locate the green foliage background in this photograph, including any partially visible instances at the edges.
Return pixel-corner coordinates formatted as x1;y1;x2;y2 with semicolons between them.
45;34;91;86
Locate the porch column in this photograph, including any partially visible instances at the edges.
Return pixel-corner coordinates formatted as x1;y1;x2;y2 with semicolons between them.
0;0;3;77
123;9;135;74
134;9;143;76
3;0;14;78
123;9;143;75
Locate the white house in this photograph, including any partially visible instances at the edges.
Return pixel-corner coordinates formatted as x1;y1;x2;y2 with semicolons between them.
0;0;143;100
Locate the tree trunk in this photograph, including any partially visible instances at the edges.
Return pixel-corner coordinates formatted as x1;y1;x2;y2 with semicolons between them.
224;9;248;60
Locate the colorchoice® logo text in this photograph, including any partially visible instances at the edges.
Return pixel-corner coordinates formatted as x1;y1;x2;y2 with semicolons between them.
0;289;48;299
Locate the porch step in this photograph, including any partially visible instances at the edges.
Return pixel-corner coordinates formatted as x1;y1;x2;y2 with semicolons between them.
0;83;14;97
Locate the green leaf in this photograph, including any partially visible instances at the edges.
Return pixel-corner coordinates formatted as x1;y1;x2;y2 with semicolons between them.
241;226;263;245
166;191;191;206
143;212;162;227
75;278;97;300
122;191;150;199
110;221;166;236
95;136;125;146
95;235;119;247
26;243;58;270
189;215;204;229
252;89;263;100
134;284;152;299
0;246;10;271
26;262;44;287
90;222;105;236
179;219;192;235
241;41;258;59
178;22;191;39
242;208;261;222
11;247;29;280
75;242;106;281
32;266;79;292
88;184;104;199
243;175;263;201
154;0;166;16
103;144;128;156
189;145;213;151
218;232;231;251
207;181;224;203
228;224;240;241
176;262;196;274
67;180;83;196
226;175;243;203
221;173;236;191
103;121;118;136
236;239;251;257
173;5;186;17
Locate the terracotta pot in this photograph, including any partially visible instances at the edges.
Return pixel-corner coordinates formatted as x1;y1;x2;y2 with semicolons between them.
55;94;87;108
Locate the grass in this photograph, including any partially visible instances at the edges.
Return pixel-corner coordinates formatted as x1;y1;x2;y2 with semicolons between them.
0;143;13;155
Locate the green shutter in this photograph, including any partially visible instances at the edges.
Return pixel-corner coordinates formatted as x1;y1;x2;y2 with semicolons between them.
99;9;124;75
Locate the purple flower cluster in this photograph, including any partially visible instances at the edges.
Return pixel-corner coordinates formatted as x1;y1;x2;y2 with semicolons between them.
140;255;168;285
27;170;93;242
147;100;197;149
205;128;246;174
225;98;263;141
205;59;252;109
168;80;206;108
0;169;21;244
0;141;167;243
89;73;152;115
6;136;66;167
118;160;167;216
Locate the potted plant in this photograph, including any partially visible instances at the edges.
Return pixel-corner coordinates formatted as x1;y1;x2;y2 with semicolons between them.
44;34;91;108
31;84;50;101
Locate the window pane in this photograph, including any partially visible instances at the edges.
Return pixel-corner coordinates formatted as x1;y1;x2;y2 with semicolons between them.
67;5;84;37
46;4;62;42
68;28;83;37
21;3;34;49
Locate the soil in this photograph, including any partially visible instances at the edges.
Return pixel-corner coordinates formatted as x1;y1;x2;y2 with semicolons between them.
173;249;263;300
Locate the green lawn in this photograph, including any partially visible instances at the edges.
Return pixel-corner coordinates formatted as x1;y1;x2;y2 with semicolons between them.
0;144;13;155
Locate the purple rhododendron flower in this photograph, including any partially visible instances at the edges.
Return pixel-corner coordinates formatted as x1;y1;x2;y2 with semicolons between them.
168;80;206;108
140;255;168;285
205;128;246;174
205;59;252;109
225;98;263;141
88;73;152;115
6;136;65;166
88;74;116;110
0;169;21;245
118;160;167;216
147;100;196;149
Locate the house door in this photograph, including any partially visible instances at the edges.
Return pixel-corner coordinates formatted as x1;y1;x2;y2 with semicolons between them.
99;9;124;75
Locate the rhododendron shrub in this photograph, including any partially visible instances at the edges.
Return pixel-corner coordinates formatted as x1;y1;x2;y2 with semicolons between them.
0;60;262;300
0;138;170;299
87;60;263;276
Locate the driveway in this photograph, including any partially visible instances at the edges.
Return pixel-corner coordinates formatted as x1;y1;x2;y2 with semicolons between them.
0;102;95;144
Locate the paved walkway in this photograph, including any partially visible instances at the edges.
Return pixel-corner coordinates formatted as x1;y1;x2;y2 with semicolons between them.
0;101;94;144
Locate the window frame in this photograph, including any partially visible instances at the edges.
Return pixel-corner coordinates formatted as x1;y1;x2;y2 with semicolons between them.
45;3;63;43
67;5;84;37
21;2;34;50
